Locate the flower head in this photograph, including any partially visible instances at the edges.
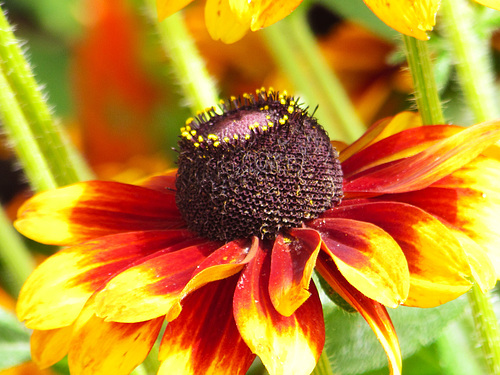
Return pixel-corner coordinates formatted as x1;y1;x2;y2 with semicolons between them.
16;89;500;375
156;0;303;43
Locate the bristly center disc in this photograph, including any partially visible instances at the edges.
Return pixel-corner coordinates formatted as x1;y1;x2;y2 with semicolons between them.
175;89;343;242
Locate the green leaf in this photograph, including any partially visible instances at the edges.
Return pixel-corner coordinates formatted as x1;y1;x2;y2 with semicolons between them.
0;306;31;370
323;296;467;374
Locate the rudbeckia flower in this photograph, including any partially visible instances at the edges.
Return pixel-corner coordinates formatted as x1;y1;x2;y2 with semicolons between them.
156;0;303;43
363;0;500;40
15;89;500;375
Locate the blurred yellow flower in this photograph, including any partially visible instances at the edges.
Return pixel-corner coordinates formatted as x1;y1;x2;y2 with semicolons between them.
364;0;500;40
156;0;303;43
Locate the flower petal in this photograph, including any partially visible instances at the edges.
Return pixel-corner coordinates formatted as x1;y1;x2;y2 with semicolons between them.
95;241;221;323
136;169;177;191
158;276;255;375
308;217;409;308
268;228;321;317
233;242;325;375
68;312;163;375
15;181;183;246
17;229;196;329
167;237;258;321
363;0;439;40
156;0;195;20
340;112;422;162
324;202;472;307
316;253;401;375
344;121;500;194
229;0;303;30
205;0;248;43
31;326;73;368
342;125;461;178
475;0;500;11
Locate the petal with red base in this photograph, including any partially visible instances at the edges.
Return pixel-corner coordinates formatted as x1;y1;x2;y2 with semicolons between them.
344;121;500;194
15;181;183;246
324;202;473;307
308;217;409;308
158;276;255;375
31;326;73;368
137;169;177;192
68;312;163;375
268;228;321;317
233;242;325;375
17;229;196;330
95;241;221;323
167;237;258;321
316;253;401;375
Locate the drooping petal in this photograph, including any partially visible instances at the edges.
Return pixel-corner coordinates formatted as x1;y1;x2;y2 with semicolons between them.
324;202;472;307
233;242;325;375
475;0;500;11
15;181;183;246
344;121;500;194
205;0;248;43
31;326;73;368
95;241;221;323
342;125;461;178
159;276;255;375
17;229;196;329
316;253;401;375
229;0;303;30
268;228;321;317
308;218;409;308
340;112;422;162
136;168;177;192
68;311;163;375
363;0;440;40
156;0;195;20
167;237;258;321
388;156;500;278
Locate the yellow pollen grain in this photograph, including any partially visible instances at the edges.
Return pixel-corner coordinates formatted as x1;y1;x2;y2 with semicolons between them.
198;136;204;142
279;118;286;125
223;137;230;143
207;134;218;140
264;105;269;110
214;141;220;147
262;126;268;131
233;134;239;140
185;125;192;131
280;98;286;105
194;142;200;147
190;130;197;136
180;126;186;132
181;131;189;138
186;135;192;140
245;134;251;140
288;106;294;114
268;122;274;127
185;118;194;126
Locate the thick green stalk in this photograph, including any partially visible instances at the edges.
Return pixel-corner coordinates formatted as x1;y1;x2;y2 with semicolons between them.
263;8;365;143
402;35;444;124
145;1;220;113
311;350;335;375
440;0;499;122
0;8;93;187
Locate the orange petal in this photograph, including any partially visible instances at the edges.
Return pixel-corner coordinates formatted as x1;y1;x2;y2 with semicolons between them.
340;112;422;162
326;202;472;307
229;0;303;30
159;276;255;375
136;168;177;191
342;125;461;178
31;326;73;368
167;237;258;321
316;253;401;375
156;0;195;20
68;312;163;375
363;0;439;40
344;120;500;194
15;181;183;246
95;241;220;323
308;218;409;308
233;243;325;375
268;228;321;317
205;0;248;43
17;229;195;329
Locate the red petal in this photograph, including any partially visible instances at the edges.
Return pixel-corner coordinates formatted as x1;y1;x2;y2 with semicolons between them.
268;228;321;316
15;180;184;245
233;242;325;375
158;276;255;375
308;217;409;307
137;169;177;192
95;241;221;323
344;121;500;194
316;253;402;375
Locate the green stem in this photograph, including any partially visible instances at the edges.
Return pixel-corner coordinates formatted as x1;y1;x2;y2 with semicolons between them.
402;35;444;125
262;8;365;143
440;0;499;123
467;285;500;375
311;350;335;375
146;1;220;113
0;7;93;188
0;208;34;296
